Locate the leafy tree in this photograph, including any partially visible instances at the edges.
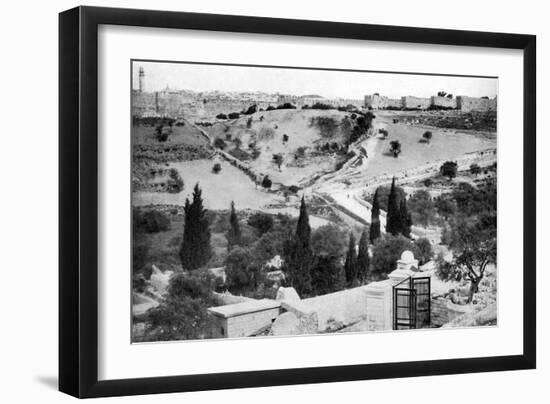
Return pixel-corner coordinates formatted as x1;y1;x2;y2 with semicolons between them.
422;131;433;143
226;201;242;251
399;199;412;238
133;208;170;233
261;175;272;189
423;178;433;187
212;163;222;174
371;234;415;277
225;246;262;295
414;238;433;265
311;255;346;295
247;212;274;235
440;161;458;180
244;104;257;115
214;137;227;149
282;134;289;143
356;228;370;283
386;178;402;236
166;168;184;193
390;140;402;157
283;196;313;296
310;225;347;294
444;213;497;302
141;271;217;341
179;184;212;270
369;189;381;244
407;190;435;227
344;233;358;286
216;113;228;119
435;196;456;220
228;112;240;119
370;184;406;211
272;153;284;171
470;163;481;176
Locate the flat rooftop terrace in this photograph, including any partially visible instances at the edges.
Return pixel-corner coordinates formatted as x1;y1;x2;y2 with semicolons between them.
208;299;281;319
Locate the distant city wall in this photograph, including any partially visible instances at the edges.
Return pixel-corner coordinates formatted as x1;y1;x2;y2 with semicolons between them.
430;95;458;109
365;93;497;112
456;96;497;112
401;96;432;110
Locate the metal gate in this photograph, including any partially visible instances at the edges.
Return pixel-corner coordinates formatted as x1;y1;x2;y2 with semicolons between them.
393;276;431;330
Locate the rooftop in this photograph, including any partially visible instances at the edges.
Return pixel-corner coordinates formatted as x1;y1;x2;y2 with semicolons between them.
208;299;281;319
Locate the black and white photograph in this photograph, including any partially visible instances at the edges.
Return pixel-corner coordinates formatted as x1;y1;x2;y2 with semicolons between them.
131;61;498;342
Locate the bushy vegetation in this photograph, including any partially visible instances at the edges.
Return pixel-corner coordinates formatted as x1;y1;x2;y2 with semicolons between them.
440;161;458;180
310;116;339;138
214;137;227;149
138;271;218;341
166;168;184;193
133;208;171;233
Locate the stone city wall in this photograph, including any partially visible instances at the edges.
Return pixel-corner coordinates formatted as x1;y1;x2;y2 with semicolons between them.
430;95;458;109
456;96;497;113
401;96;432;110
364;93;497;112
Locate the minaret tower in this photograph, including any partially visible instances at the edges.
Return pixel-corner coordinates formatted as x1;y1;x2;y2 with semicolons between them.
138;67;145;93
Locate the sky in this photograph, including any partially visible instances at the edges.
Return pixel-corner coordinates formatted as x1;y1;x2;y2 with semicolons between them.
132;61;497;99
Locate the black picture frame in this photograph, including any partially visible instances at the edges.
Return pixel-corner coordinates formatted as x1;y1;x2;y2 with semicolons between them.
59;6;536;398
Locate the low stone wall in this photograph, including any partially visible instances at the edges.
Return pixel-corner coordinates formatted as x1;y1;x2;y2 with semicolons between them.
431;296;473;327
299;286;370;331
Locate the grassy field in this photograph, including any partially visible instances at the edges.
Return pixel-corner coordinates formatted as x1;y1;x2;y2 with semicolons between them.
363;123;495;179
205;109;352;185
133;123;210;147
133;159;284;210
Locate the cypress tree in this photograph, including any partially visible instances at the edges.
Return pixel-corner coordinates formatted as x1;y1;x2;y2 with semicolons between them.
227;201;242;251
344;232;358;286
400;198;412;238
357;227;370;283
386;177;401;236
369;188;381;244
179;183;212;270
285;196;313;295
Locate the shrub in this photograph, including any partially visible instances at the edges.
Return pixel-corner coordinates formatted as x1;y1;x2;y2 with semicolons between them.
440;161;458;180
310;102;334;110
261;175;272;189
310;116;339;138
166;168;184;193
134;209;171;233
243;104;257;115
423;178;434;187
470;163;481;176
228;112;240;119
414;238;433;265
213;137;227;149
248;212;275;235
276;102;296;110
422;131;433;143
216;113;228;119
371;235;415;276
212;163;222;174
